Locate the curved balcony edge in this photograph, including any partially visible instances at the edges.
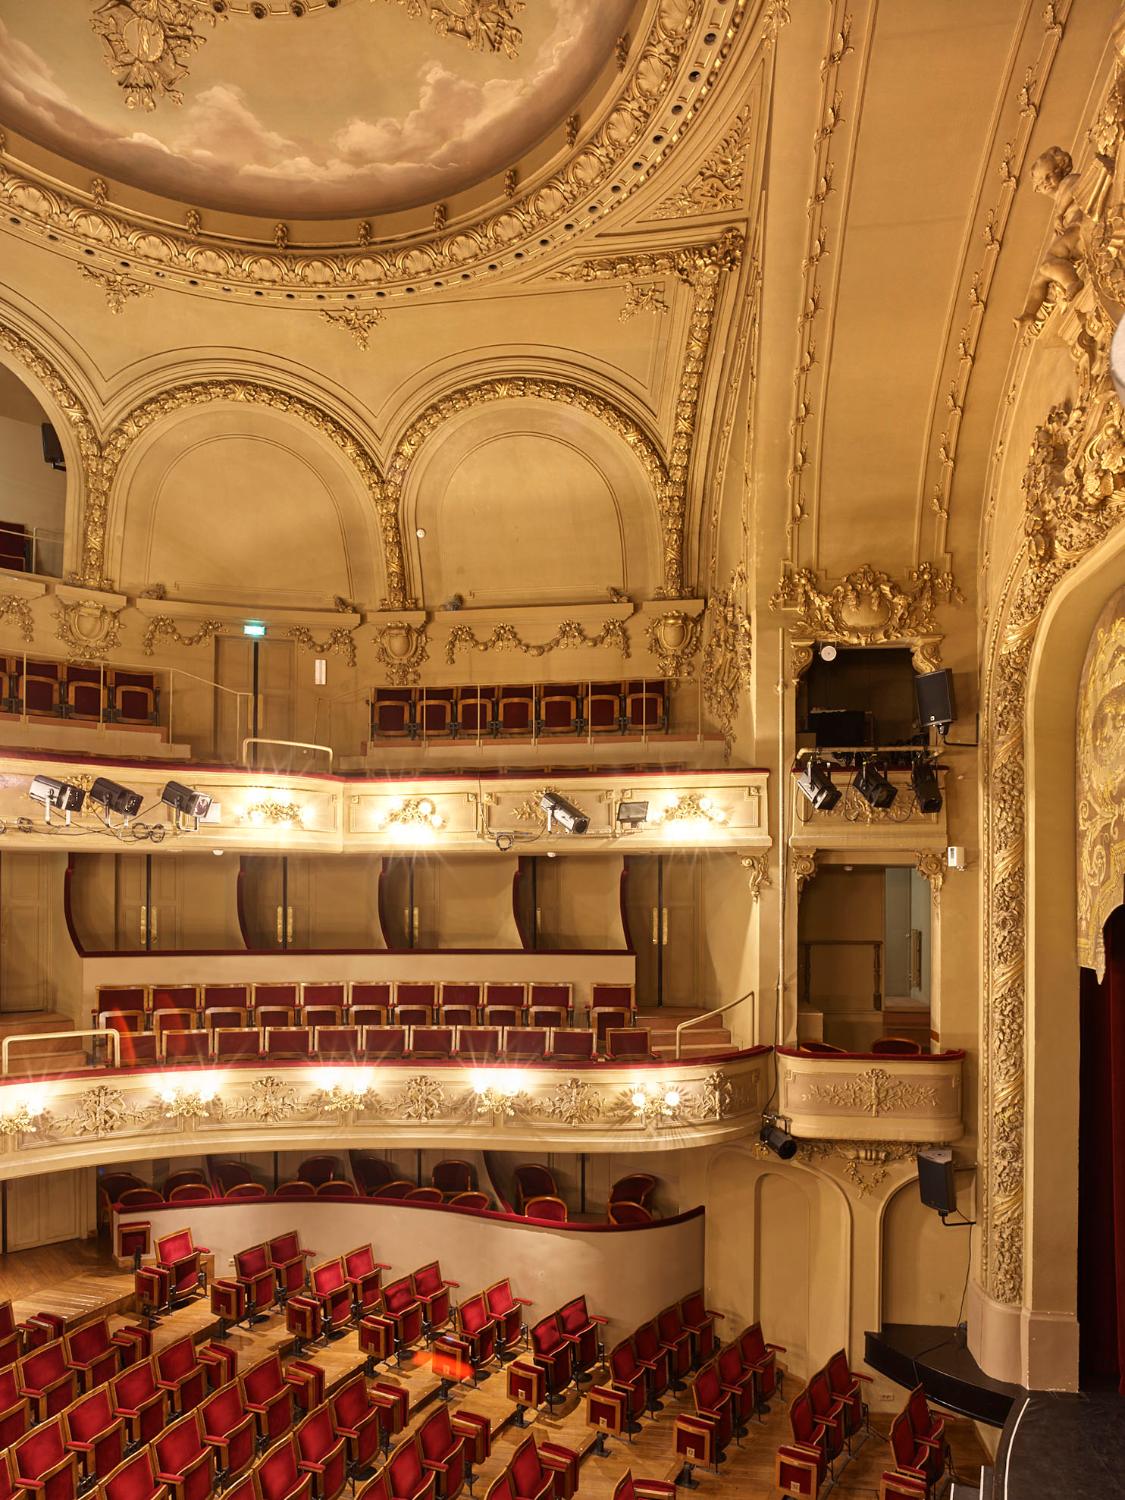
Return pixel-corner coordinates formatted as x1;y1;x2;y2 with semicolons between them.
776;1045;965;1143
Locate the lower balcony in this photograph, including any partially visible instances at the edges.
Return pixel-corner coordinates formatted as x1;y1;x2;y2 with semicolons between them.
776;1045;965;1142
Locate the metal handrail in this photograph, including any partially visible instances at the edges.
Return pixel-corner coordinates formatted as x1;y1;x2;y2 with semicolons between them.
240;737;333;768
675;990;755;1059
2;1028;119;1075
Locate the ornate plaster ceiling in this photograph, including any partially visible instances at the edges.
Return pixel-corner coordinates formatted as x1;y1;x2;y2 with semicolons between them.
0;0;632;217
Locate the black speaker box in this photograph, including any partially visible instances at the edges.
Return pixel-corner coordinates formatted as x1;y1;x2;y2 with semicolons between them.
915;669;955;729
917;1148;956;1215
41;423;65;469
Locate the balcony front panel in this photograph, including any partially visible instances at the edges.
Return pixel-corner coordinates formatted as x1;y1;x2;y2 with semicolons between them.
777;1046;965;1142
788;767;947;853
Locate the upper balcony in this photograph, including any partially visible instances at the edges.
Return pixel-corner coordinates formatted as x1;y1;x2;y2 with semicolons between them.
776;1044;965;1143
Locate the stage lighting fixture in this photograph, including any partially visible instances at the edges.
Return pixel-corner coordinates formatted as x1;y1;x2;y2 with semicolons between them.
759;1123;797;1160
161;781;213;820
853;758;897;810
89;777;143;820
616;800;649;827
795;757;841;812
540;791;589;835
911;758;943;815
28;776;86;821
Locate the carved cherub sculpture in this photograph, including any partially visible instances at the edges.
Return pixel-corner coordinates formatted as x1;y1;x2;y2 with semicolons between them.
1018;145;1114;323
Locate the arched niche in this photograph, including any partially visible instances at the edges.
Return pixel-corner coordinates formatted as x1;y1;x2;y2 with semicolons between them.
402;400;662;607
0;353;75;579
880;1175;975;1326
108;403;386;607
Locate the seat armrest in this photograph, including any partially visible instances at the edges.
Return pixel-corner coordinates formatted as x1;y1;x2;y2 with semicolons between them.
633;1485;676;1500
765;1342;787;1353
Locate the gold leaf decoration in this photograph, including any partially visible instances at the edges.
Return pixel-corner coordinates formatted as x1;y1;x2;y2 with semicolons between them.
142;616;222;655
444;618;629;665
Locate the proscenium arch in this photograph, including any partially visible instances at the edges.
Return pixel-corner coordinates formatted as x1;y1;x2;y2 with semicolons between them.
384;375;679;601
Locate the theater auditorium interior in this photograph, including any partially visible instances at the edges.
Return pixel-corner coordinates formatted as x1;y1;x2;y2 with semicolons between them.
0;0;1122;1497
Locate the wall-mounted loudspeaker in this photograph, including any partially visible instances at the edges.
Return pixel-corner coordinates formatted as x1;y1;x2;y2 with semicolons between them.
915;669;955;731
916;1147;956;1216
40;423;65;471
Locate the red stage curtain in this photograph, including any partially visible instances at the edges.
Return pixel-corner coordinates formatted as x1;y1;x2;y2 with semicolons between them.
1079;903;1125;1392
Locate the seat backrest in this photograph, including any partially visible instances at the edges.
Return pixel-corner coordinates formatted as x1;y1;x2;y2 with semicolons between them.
158;1337;197;1380
657;1304;683;1342
67;1318;110;1363
156;1411;204;1469
634;1321;661;1362
312;1259;347;1294
610;1174;656;1204
105;1450;158;1500
417;1406;454;1462
67;1387;114;1439
485;1279;514;1315
485;1473;516;1500
890;1410;917;1466
740;1322;765;1361
22;1339;67;1383
169;1184;211;1203
608;1202;651;1225
717;1343;744;1386
610;1340;638;1380
236;1243;270;1278
808;1367;833;1414
276;1182;316;1199
612;1476;636;1500
113;1357;157;1404
15;1420;66;1476
318;1181;357;1199
412;1262;443;1296
524;1196;567;1221
201;1381;243;1435
458;1293;489;1335
297;1156;339;1187
296;1405;334;1457
383;1276;415;1312
681;1290;708;1324
530;1316;562;1356
258;1437;300;1500
693;1361;720;1408
826;1350;851;1392
557;1296;589;1334
242;1355;284;1403
344;1244;376;1278
156;1228;196;1263
790;1390;815;1444
269;1232;302;1263
387;1436;425;1493
514;1164;556;1198
509;1437;545;1497
331;1377;368;1426
906;1384;933;1435
548;1029;594;1060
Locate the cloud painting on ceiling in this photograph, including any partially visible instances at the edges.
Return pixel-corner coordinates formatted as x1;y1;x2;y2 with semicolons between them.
0;0;632;218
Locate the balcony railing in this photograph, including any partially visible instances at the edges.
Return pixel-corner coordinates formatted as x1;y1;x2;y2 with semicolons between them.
776;1045;965;1142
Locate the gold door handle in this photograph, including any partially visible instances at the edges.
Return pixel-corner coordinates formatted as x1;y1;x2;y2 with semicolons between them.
412;906;419;943
276;905;283;944
662;907;669;946
151;909;158;944
651;908;659;945
139;906;146;944
535;907;541;929
287;907;293;943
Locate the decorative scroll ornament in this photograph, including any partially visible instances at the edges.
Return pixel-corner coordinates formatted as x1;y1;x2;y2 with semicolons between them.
445;618;629;664
0;596;34;644
61;1085;157;1136
55;600;124;660
652;106;753;220
311;1082;385;1117
795;1067;939;1118
646;612;702;678
792;851;817;897
320;309;383;350
226;1076;301;1123
398;1076;448;1122
740;852;771;902
770;563;962;647
649;792;727;827
527;1077;603;1126
287;625;357;668
374;621;429;686
1076;587;1125;977
915;851;946;902
619;283;668;322
79;266;152;313
244;800;303;829
701;566;752;742
754;1138;932;1196
142;616;222;654
371;797;445;833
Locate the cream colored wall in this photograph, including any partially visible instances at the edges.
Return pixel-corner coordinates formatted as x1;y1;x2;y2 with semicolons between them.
0;410;66;561
7;1167;95;1251
881;1174;976;1327
534;855;626;951
0;850;81;1022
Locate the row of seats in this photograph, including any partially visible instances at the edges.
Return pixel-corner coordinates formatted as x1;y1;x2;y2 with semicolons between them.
880;1386;950;1499
370;681;670;740
775;1352;874;1497
0;658;159;723
796;1038;931;1058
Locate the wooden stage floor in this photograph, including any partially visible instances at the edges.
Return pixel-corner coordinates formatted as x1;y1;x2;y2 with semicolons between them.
0;1238;992;1498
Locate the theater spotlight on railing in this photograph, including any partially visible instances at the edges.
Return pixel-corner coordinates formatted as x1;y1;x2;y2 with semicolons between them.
759;1113;798;1160
795;757;840;811
89;777;144;822
851;757;897;810
539;791;589;835
28;775;86;824
161;781;214;829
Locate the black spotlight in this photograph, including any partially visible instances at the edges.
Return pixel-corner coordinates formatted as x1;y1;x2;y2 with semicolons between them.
759;1123;798;1161
28;775;86;819
540;791;589;835
89;777;143;819
795;757;841;812
853;758;897;810
911;758;943;815
161;781;213;819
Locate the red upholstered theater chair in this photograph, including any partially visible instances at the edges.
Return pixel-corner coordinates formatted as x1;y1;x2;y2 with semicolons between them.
318;1183;358;1202
408;1188;443;1204
485;1280;532;1356
168;1184;211;1204
153;1411;214;1500
349;983;392;1028
222;1475;259;1500
691;1362;734;1454
607;1341;649;1427
612;1471;675;1500
872;1036;924;1056
905;1386;948;1482
265;1026;313;1062
679;1291;720;1365
546;1029;595;1063
234;1243;279;1323
329;1376;385;1479
164;1169;207;1196
252;983;299;1019
776;1388;833;1498
506;1436;556;1500
523;1197;567;1223
156;1338;207;1416
453;1293;497;1382
526;984;572;1030
18;659;62;717
103;1448;168;1500
438;984;481;1028
215;1029;263;1064
417;688;456;739
381;1278;426;1364
356;1477;392;1500
151;985;200;1017
410;1026;455;1061
277;1182;316;1200
607;1204;652;1226
1;1299;28;1361
111;670;159;726
106;1018;159;1068
257;1436;313;1500
121;1187;163;1210
633;1321;671;1411
738;1322;785;1412
18;1341;77;1420
538;684;583;737
154;1228;208;1307
111;1357;167;1448
456;686;496;740
285;1294;324;1357
557;1296;605;1385
152;1011;200;1060
362;1028;409;1063
411;1263;457;1336
457;1027;501;1064
301;981;346;1019
351;1154;395;1197
240;1356;295;1449
202;984;250;1019
371;688;415;740
503;1028;547;1063
211;1278;248;1338
826;1349;871;1447
482;984;526;1028
512;1164;556;1214
298;1157;341;1189
11;1419;80;1500
295;1405;348;1500
373;1181;415;1201
62;1386;125;1486
269;1231;314;1302
717;1344;755;1437
0;1362;29;1450
624;680;667;733
808;1368;848;1468
529;1316;573;1413
309;1259;355;1338
200;1380;256;1484
505;1358;545;1430
416;1407;465;1500
344;1245;390;1315
63;664;105;721
884;1410;943;1498
496;686;534;737
673;1412;723;1483
386;1436;435;1500
96;987;148;1023
585;681;624;734
64;1318;133;1391
392;983;437;1028
610;1174;656;1211
605;1029;653;1062
432;1161;474;1200
450;1192;489;1211
316;1026;362;1062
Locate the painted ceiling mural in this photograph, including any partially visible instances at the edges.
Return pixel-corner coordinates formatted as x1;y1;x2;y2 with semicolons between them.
0;0;632;217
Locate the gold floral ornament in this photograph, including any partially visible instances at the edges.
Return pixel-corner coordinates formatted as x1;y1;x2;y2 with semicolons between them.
797;1067;939;1117
0;596;35;644
529;1077;603;1126
647;792;728;828
79;266;153;314
470;1081;530;1119
320;308;383;351
1076;588;1125;977
652;106;754;220
287;625;357;668
646;611;702;678
227;1075;300;1123
243;800;303;829
701;569;752;746
311;1077;383;1116
374;622;429;686
55;600;124;661
620;1081;685;1125
619;283;668;322
142;616;222;654
158;1083;219;1121
0;1100;51;1137
90;0;211;111
370;796;445;833
398;1076;448;1122
445;619;629;664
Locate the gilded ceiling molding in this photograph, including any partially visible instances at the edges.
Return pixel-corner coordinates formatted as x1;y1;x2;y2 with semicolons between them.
141;617;223;655
55;600;124;661
551;229;744;596
374;621;429;685
701;565;752;747
79;266;153;314
752;1138;937;1197
981;64;1125;1301
0;597;34;644
926;1;1072;534
619;283;669;321
1076;588;1125;978
99;379;409;608
788;0;856;544
287;625;358;669
387;375;677;596
321;308;383;350
445;619;630;665
651;105;753;220
0;1;739;303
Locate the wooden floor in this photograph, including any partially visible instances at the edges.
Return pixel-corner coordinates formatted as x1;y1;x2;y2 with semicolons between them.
0;1239;991;1498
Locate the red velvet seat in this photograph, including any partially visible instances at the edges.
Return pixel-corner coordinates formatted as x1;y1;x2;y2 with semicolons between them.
887;1409;942;1494
371;689;414;740
257;1436;313;1500
455;687;496;739
277;1181;317;1200
529;1316;572;1410
318;1181;358;1201
0;1362;29;1450
717;1343;755;1432
431;1160;473;1198
612;1471;675;1500
385;1436;435;1500
154;1411;214;1500
269;1232;313;1300
96;987;147;1021
18;1340;77;1419
557;1296;603;1382
904;1386;947;1482
634;1319;672;1407
872;1036;924;1056
252;983;299;1017
240;1356;295;1446
546;1029;595;1062
527;983;572;1029
450;1191;489;1211
200;1380;256;1482
111;670;158;725
692;1362;733;1453
373;1181;416;1201
610;1174;656;1208
164;1169;207;1195
103;1448;168;1500
315;1026;362;1061
485;1279;532;1354
512;1164;557;1212
456;1026;502;1062
151;985;200;1014
64;1317;130;1391
120;1187;164;1209
608;1202;652;1226
302;980;346;1010
169;1183;212;1204
503;1028;547;1062
111;1358;167;1447
202;984;249;1015
154;1228;208;1307
309;1259;354;1335
538;684;582;736
496;687;533;737
808;1367;846;1465
214;1029;262;1063
609;1339;648;1425
234;1242;277;1321
162;1030;210;1065
605;1028;653;1060
410;1026;455;1060
349;982;392;1017
826;1348;869;1443
481;1005;521;1030
393;983;436;1024
362;1027;408;1061
523;1196;567;1222
265;1026;312;1061
483;984;525;1021
155;1338;206;1416
0;1300;20;1367
680;1291;719;1364
298;1156;340;1188
412;1262;457;1332
344;1245;389;1313
738;1322;784;1407
507;1436;553;1500
416;1407;465;1500
438;984;480;1027
381;1278;425;1361
350;1155;395;1196
11;1419;79;1500
417;689;455;739
295;1405;348;1500
330;1375;385;1477
454;1292;496;1376
407;1188;443;1204
778;1387;829;1496
301;998;344;1030
62;1386;124;1483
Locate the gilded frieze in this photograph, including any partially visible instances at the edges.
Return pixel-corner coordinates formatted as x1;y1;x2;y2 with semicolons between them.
444;618;629;665
701;566;752;745
287;625;358;669
1076;587;1125;977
